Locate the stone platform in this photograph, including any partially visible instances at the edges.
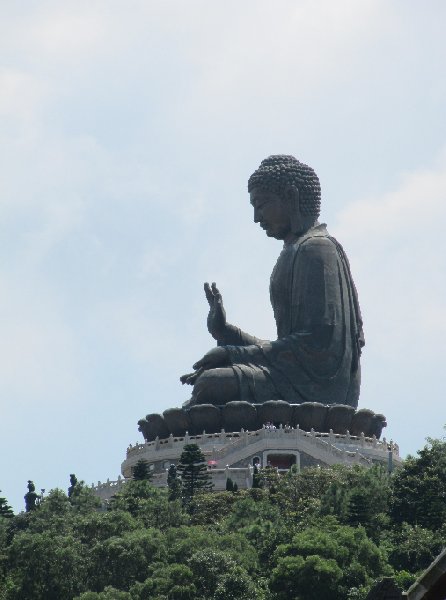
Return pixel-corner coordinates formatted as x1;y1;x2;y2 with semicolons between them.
122;424;400;483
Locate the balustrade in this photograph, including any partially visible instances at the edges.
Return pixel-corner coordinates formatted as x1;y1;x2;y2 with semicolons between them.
124;425;395;469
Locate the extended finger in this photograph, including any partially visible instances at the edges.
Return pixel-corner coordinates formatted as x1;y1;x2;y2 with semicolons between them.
211;282;222;301
180;372;195;384
182;373;200;386
204;282;214;304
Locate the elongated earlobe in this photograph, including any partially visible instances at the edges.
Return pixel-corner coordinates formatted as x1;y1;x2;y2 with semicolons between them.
287;187;302;234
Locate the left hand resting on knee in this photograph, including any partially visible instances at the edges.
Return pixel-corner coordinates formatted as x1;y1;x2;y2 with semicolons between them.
180;347;230;386
193;346;230;371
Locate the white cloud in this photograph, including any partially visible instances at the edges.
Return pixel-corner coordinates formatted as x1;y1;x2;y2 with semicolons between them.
0;3;108;66
0;0;445;511
0;68;47;122
0;274;79;403
27;8;107;59
195;0;382;97
94;295;185;367
20;194;85;266
333;149;446;359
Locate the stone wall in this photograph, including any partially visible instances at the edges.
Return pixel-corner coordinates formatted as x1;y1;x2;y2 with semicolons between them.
122;425;400;479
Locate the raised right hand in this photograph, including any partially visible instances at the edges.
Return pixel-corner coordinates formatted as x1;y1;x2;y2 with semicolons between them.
205;282;227;342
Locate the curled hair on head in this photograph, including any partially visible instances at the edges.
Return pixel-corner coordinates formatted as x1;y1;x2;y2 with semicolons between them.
248;155;321;218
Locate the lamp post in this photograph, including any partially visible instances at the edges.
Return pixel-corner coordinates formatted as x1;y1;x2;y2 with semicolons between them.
387;443;393;474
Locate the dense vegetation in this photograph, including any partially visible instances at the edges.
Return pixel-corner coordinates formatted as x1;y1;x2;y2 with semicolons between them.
1;437;446;600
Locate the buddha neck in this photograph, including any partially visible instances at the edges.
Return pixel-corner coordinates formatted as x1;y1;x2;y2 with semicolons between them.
284;219;320;245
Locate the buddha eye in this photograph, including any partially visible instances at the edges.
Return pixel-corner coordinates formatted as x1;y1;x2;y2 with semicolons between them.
256;199;272;210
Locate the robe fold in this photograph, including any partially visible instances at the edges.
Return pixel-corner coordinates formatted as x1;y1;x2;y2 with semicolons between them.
221;223;364;407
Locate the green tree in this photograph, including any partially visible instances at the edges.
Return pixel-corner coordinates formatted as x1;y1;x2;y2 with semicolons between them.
271;521;392;600
272;465;347;525
221;495;287;567
270;553;343;600
318;465;391;539
187;491;240;526
69;485;102;513
88;528;165;591
347;489;372;527
8;441;446;600
177;444;213;506
130;563;196;600
252;465;261;489
188;548;262;599
163;525;259;575
65;475;100;513
74;587;131;600
393;570;417;592
212;564;264;600
257;465;280;493
0;492;13;519
6;531;88;599
320;479;349;522
109;480;185;529
132;460;152;481
167;464;181;502
24;489;74;536
226;477;234;492
390;437;446;530
74;510;139;546
382;523;443;573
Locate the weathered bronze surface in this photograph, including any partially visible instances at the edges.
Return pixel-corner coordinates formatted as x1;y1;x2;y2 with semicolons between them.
137;401;386;442
181;155;364;409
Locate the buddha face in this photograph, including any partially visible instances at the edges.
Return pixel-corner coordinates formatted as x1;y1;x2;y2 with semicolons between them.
250;187;293;240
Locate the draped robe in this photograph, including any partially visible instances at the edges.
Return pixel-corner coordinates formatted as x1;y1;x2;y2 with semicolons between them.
220;223;364;407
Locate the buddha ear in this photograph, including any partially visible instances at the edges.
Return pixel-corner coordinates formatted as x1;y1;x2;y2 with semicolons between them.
285;186;301;233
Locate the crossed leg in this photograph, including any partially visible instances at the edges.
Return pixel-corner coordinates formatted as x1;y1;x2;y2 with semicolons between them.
189;368;240;405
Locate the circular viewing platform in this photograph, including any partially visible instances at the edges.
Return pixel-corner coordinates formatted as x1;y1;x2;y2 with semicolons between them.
122;424;400;481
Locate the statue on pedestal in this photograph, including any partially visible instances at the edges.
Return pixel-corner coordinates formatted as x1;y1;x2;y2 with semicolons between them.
24;480;40;512
181;155;364;409
138;155;386;442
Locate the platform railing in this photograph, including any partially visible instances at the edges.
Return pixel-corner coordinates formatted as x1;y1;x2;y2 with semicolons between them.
126;426;398;461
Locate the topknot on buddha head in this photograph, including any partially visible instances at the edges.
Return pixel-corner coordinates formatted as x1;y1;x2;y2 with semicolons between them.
248;155;321;218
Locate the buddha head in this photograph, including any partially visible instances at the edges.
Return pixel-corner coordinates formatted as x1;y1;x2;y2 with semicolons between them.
248;155;321;239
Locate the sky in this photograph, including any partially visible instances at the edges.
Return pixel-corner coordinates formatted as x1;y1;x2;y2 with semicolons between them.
0;0;445;511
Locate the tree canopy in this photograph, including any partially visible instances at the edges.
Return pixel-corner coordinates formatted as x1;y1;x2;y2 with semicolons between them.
177;444;213;506
1;436;446;599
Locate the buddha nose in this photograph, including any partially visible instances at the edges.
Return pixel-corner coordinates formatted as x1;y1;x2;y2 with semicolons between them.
254;206;261;222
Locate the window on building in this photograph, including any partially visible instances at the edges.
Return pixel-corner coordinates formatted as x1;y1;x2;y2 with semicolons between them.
266;454;296;470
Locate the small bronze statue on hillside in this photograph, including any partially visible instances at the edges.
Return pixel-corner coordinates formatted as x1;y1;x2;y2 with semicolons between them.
24;480;40;512
181;155;364;408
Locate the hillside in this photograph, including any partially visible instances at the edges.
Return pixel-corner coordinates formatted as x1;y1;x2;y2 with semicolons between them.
1;437;446;599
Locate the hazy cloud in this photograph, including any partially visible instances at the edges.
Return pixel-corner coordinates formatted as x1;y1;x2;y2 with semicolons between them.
335;148;446;357
0;0;445;510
